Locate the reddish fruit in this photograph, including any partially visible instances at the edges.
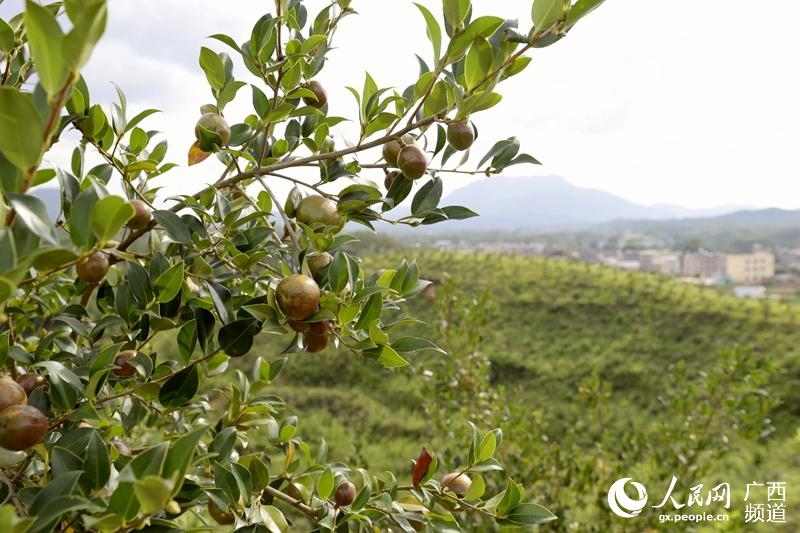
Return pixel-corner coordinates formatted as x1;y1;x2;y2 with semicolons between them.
384;171;401;190
207;500;235;525
306;332;328;353
441;472;472;494
382;134;415;167
0;376;27;412
287;319;310;333
15;374;46;397
0;405;48;451
113;350;137;378
309;320;331;335
334;481;357;506
296;196;340;227
447;120;475;151
276;275;321;321
397;145;428;180
76;252;109;284
127;199;152;230
303;80;328;108
195;113;231;146
307;252;332;278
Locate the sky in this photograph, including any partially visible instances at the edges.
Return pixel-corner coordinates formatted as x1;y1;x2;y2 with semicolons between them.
2;0;800;209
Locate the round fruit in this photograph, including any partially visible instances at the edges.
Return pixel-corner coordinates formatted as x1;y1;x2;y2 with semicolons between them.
307;252;332;278
16;374;46;397
207;500;235;525
306;332;328;353
335;481;357;506
296;196;340;227
309;320;331;335
195;113;231;146
303;80;328;109
287;319;310;333
441;472;472;494
127;199;152;230
77;252;109;284
384;171;401;190
447;120;475;151
382;134;415;167
397;145;428;180
0;405;48;451
0;376;27;412
276;275;321;321
113;350;137;378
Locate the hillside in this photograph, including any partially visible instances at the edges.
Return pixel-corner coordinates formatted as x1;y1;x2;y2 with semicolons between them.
192;251;798;471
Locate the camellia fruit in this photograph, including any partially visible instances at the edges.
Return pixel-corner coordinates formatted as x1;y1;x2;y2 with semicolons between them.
207;500;235;525
0;405;48;451
307;252;332;278
397;145;428;180
195;113;231;146
76;252;109;284
113;350;137;378
127;199;153;230
384;170;401;190
334;481;357;506
16;374;46;397
306;332;328;353
382;134;415;168
276;274;321;320
287;319;310;333
0;376;27;412
296;196;341;227
447;120;475;151
441;472;472;494
303;80;328;109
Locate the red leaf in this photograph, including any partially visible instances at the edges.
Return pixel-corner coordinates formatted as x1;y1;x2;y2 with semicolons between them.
412;447;433;488
188;140;211;166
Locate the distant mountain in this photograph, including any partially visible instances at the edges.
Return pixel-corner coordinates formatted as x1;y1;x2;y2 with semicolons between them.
420;175;744;230
598;207;800;233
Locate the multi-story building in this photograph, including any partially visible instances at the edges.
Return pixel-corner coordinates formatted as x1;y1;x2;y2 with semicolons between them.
725;251;775;283
682;250;726;278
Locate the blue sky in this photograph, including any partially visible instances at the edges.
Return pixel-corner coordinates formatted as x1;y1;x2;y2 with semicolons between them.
3;0;799;209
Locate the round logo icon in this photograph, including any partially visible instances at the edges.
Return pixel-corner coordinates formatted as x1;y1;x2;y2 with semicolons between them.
608;478;648;518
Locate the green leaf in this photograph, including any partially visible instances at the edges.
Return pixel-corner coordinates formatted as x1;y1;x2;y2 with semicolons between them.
377;345;410;369
8;193;57;246
83;431;110;492
462;91;502;115
414;3;442;64
260;505;289;533
317;468;334;500
411;177;443;214
90;195;134;243
465;37;493;90
62;0;107;70
0;19;14;53
391;337;446;355
133;475;173;515
153;261;184;303
497;479;524;516
443;0;471;29
0;331;8;367
477;431;496;462
502;503;557;525
163;426;207;495
199;47;226;91
0;88;44;171
218;318;260;357
566;0;606;28
159;364;199;408
153;210;193;243
24;0;66;95
465;474;485;500
532;0;565;33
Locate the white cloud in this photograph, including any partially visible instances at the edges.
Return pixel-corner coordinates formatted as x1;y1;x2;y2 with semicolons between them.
3;0;799;209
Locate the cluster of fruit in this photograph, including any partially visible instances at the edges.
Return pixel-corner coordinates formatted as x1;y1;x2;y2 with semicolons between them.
0;374;48;452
